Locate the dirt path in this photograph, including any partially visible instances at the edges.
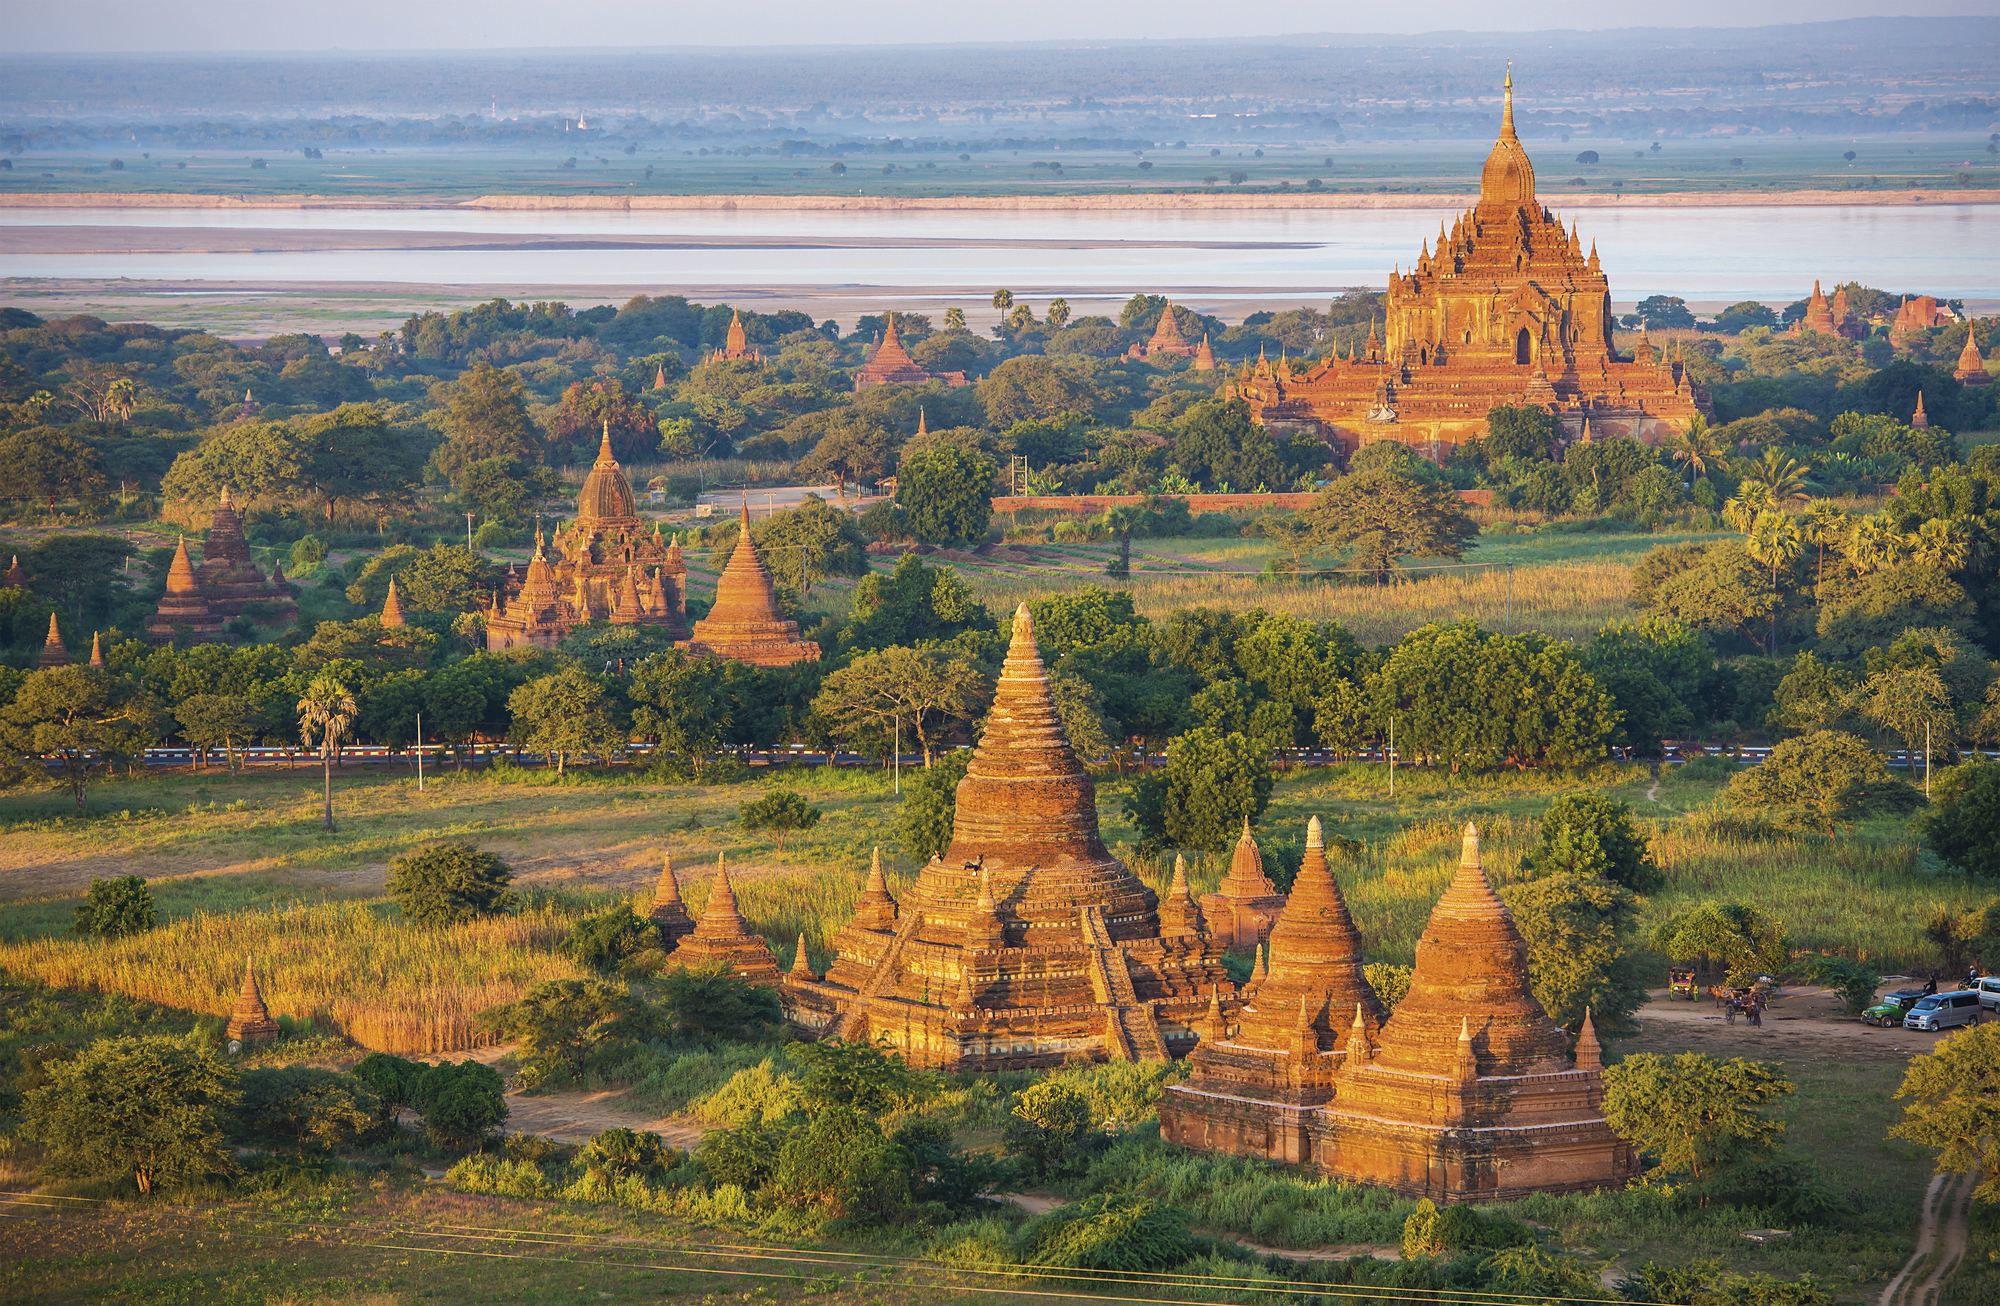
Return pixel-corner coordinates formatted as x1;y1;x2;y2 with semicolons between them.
1882;1171;1973;1306
499;1089;704;1151
1620;986;1948;1066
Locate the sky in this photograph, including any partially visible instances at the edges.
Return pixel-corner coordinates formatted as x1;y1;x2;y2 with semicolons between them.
11;0;1999;51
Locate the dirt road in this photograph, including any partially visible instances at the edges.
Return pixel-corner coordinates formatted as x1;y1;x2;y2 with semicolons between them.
1882;1171;1973;1306
1619;984;1947;1066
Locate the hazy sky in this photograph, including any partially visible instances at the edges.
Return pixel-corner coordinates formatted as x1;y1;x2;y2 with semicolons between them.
13;0;1998;51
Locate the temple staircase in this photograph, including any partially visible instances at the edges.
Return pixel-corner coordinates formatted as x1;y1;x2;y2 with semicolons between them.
1082;906;1168;1062
825;909;925;1043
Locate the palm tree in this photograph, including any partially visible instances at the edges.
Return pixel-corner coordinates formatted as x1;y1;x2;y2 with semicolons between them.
1843;511;1905;575
1798;499;1848;590
1723;478;1773;533
1910;516;1973;573
991;288;1014;313
1746;509;1804;655
1046;298;1072;330
298;673;357;833
1750;449;1814;504
1670;414;1721;479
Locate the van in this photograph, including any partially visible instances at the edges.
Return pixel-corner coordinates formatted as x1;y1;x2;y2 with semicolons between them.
1977;977;2000;1011
1905;991;1984;1032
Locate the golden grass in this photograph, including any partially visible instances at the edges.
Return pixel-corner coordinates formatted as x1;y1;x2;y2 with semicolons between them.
0;901;591;1055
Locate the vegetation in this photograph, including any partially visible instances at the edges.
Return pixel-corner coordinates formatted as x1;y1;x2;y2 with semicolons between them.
386;841;520;926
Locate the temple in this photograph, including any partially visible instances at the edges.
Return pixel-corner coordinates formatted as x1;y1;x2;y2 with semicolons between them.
662;854;783;985
1892;295;1958;349
1226;73;1708;463
853;313;969;391
487;427;688;651
1162;823;1635;1203
1955;333;1992;388
146;537;227;646
676;505;821;667
1128;303;1198;363
226;956;282;1044
1200;819;1289;953
649;852;698;949
782;603;1233;1069
3;556;29;589
708;310;764;364
37;614;70;670
196;487;296;622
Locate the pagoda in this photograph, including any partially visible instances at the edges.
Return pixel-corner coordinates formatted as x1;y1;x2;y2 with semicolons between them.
1200;819;1289;952
196;488;297;623
146;537;227;646
783;603;1233;1069
225;956;282;1044
1955;333;1992;388
1193;335;1218;371
648;852;698;950
853;312;969;391
380;577;407;627
664;854;783;984
1163;815;1385;1165
88;631;105;668
1912;394;1931;430
3;556;28;589
1128;302;1198;362
706;310;764;364
676;505;821;667
37;614;70;670
1226;73;1707;463
488;428;686;651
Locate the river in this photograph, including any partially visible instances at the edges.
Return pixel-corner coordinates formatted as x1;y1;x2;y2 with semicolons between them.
0;203;1994;307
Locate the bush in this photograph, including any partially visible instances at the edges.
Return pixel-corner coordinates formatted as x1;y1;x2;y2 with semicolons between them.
564;904;658;972
1726;730;1923;835
72;875;157;939
478;979;640;1083
1002;1080;1093;1179
577;1127;672;1183
236;1066;378;1155
1122;727;1274;854
655;963;785;1041
1015;1192;1196;1274
351;1052;425;1123
1520;792;1662;892
736;789;822;850
387;842;519;926
412;1060;507;1150
1925;756;2000;877
896;747;973;862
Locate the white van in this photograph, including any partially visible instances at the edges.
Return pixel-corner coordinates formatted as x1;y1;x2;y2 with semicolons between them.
1977;977;2000;1012
1906;991;1984;1032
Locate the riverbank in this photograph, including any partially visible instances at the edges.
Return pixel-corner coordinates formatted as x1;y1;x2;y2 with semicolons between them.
5;187;1998;211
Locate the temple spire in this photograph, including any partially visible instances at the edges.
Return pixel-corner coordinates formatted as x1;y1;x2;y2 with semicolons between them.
1575;1007;1603;1072
38;612;70;669
88;630;105;668
381;576;406;627
789;934;815;981
1501;64;1515;137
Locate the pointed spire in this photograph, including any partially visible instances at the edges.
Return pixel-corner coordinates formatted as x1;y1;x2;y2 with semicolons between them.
956;959;978;1012
702;853;742;926
225;954;280;1043
916;407;928;437
219;484;234;510
1349;1001;1373;1063
649;851;695;942
88;630;104;668
1501;63;1515;137
1575;1007;1603;1072
1913;392;1930;428
166;536;200;595
854;846;900;930
789;934;815;981
1455;1015;1479;1080
380;575;406;627
596;418;616;467
38;612;70;669
1207;984;1227;1041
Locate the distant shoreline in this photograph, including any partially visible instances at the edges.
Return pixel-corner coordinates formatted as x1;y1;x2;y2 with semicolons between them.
3;188;1998;211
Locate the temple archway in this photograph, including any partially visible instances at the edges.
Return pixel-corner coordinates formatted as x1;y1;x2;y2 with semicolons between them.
1515;329;1532;365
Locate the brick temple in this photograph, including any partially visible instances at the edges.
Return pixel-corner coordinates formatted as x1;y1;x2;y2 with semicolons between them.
146;536;227;646
782;603;1231;1068
1162;823;1634;1203
487;428;689;651
852;312;969;391
676;504;821;667
1227;73;1707;463
197;487;296;622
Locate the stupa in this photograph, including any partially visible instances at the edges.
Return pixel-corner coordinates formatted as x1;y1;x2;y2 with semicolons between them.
1167;823;1635;1202
1193;335;1218;371
1912;394;1931;430
88;631;105;668
145;537;227;646
1128;302;1197;362
1955;333;1992;388
663;854;783;984
676;505;821;667
1201;819;1289;952
1227;73;1707;462
648;851;698;949
37;613;70;669
380;576;407;627
1163;815;1385;1164
225;956;282;1044
489;428;686;650
706;309;764;364
783;603;1233;1068
195;488;297;622
1892;295;1956;348
3;555;28;589
852;312;968;391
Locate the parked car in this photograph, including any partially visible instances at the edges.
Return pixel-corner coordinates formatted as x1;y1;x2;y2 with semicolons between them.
1905;991;1984;1032
1976;977;2000;1011
1864;990;1928;1027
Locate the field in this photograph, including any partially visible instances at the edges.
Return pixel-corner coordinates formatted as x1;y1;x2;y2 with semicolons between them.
3;133;1995;202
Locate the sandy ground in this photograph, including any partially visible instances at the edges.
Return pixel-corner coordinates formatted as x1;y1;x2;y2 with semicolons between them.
1620;983;1949;1066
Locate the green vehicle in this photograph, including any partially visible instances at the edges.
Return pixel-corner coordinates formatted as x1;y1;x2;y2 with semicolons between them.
1864;989;1928;1027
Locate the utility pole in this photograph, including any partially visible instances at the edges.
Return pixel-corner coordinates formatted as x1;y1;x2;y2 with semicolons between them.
1926;722;1932;797
1389;716;1395;797
465;511;476;551
416;712;424;792
1507;563;1514;636
894;715;901;796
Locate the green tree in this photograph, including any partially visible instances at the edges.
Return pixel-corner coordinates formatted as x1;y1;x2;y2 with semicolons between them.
1891;1023;2000;1204
577;1127;672;1184
1668;414;1722;480
549;379;655;463
0;425;108;520
1122;727;1273;853
839;553;992;654
628;650;733;774
176;692;260;773
897;444;993;546
438;361;543;481
1504;872;1647;1035
508;664;625;776
411;1060;507;1150
1726;730;1923;835
22;1035;239;1194
897;746;973;861
654;962;785;1041
387;842;519;926
73;875;157;939
563;904;657;973
1925;758;2000;878
350;1052;425;1124
1521;792;1662;893
789;1039;937;1117
1003;1080;1093;1180
1302;466;1478;584
1602;1051;1792;1194
0;666;147;816
1581;618;1709;754
1859;666;1956;767
737;789;823;850
976;355;1097;428
478;979;640;1083
1649;902;1790;985
1372;623;1618;772
25;534;135;625
1484;405;1559;462
296;672;356;832
811;646;991;765
1634;296;1697;330
793;417;895;495
1745;509;1804;654
1647;542;1781;653
1803;954;1883;1017
236;1067;379;1155
457;456;561;523
1766;652;1859;738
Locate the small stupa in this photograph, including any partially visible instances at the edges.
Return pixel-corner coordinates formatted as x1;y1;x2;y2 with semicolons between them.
663;854;783;984
225;956;282;1044
1954;333;1992;388
146;537;226;646
648;851;697;949
36;613;70;669
380;576;407;627
676;505;821;667
1200;817;1288;952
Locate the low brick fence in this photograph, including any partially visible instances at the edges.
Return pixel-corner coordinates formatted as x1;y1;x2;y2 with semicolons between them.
991;489;1493;513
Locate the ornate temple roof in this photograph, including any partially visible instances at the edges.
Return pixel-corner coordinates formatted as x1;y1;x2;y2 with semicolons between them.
1477;70;1535;211
1231;816;1382;1051
381;576;407;627
38;613;70;669
681;505;819;666
577;424;639;523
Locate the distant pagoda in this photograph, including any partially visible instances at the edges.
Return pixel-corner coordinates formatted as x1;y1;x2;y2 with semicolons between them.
665;854;783;985
197;487;297;623
37;614;70;670
225;956;282;1044
852;312;968;391
146;537;227;646
676;505;821;668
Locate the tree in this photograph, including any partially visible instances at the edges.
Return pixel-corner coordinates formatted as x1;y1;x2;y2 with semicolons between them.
1046;297;1072;329
549;379;655;463
628;650;733;773
438;361;543;481
976;356;1096;428
1521;792;1661;892
1649;902;1789;984
654;962;785;1041
839;553;992;654
1925;758;2000;878
790;1039;937;1117
1002;1080;1093;1180
1172;400;1285;490
347;543;492;615
743;494;870;592
793;417;895;495
578;1127;672;1184
412;1059;507;1149
1602;1052;1792;1194
896;746;973;862
478;979;639;1083
1122;727;1273;853
1668;414;1721;480
1484;405;1559;462
1504;872;1647;1035
737;789;823;850
73;875;157;939
457;457;561;523
350;1052;425;1124
23;1035;239;1194
1766;652;1859;737
1371;623;1618;772
564;904;656;973
25;534;135;625
0;425;108;520
812;646;991;766
1301;466;1478;584
1634;296;1697;330
236;1067;378;1155
387;842;519;926
1647;543;1780;652
176;693;260;773
508;664;625;776
296;673;356;832
897;444;993;546
1859;666;1956;767
1726;730;1922;835
992;288;1015;313
0;666;146;816
1891;1024;2000;1204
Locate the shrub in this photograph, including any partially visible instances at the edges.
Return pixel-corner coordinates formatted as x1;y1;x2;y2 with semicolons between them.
736;789;822;850
1122;727;1273;854
387;842;519;926
236;1066;378;1155
72;875;157;939
896;747;972;862
1364;962;1413;1009
22;1035;239;1194
577;1127;672;1183
563;904;657;972
477;979;640;1083
1014;1192;1196;1273
768;1105;913;1219
1520;792;1662;892
1925;756;2000;878
1002;1080;1093;1179
413;1059;508;1149
654;963;785;1042
1727;730;1923;835
350;1052;425;1124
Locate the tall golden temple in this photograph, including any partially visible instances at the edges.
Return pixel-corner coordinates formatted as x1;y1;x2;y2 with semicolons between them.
1230;73;1709;462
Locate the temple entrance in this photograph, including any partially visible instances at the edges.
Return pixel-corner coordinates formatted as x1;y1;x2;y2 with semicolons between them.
1515;329;1532;365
